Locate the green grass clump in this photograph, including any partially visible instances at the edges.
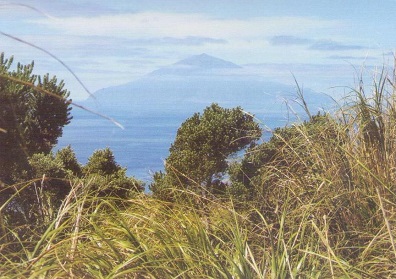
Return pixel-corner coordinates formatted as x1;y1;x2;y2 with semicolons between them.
1;65;396;278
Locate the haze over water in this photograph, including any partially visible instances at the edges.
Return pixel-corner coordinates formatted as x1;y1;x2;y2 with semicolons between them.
57;54;326;183
57;109;291;183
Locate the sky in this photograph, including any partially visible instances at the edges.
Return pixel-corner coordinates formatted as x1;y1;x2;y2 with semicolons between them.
1;0;395;100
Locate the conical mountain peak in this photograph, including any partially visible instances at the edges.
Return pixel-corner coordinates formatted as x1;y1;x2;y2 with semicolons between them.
147;53;242;77
175;53;241;69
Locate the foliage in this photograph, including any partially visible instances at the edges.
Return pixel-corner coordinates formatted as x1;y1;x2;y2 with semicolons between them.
229;113;345;201
55;145;82;177
27;153;71;221
151;103;261;200
0;153;70;244
84;148;144;197
0;53;143;249
2;146;83;232
2;55;396;278
84;147;122;176
0;53;72;183
0;53;73;243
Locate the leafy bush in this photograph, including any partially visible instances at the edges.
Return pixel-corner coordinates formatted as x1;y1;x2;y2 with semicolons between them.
151;103;261;201
84;148;144;198
55;145;82;177
0;53;72;183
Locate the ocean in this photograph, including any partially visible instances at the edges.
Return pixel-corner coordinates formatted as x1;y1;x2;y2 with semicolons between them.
56;108;293;184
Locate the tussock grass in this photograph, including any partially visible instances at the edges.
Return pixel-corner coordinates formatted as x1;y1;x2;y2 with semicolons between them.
1;65;396;278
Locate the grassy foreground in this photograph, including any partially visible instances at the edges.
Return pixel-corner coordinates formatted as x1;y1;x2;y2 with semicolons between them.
1;67;396;278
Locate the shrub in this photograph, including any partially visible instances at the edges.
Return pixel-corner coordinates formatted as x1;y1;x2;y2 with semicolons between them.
84;148;144;198
0;53;72;183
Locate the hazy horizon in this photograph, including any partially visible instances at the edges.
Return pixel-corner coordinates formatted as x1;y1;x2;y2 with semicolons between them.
1;1;395;102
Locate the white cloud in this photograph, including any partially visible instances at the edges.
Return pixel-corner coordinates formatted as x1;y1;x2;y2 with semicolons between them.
32;12;341;40
6;11;381;101
27;11;345;68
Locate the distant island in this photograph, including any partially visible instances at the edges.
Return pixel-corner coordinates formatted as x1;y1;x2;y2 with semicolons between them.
85;53;332;115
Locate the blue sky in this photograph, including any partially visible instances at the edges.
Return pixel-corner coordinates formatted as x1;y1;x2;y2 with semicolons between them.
1;0;395;100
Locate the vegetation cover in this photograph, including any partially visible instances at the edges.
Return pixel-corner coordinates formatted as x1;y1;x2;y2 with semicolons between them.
1;53;396;278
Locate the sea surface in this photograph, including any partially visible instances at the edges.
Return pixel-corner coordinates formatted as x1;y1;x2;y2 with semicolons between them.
56;108;295;184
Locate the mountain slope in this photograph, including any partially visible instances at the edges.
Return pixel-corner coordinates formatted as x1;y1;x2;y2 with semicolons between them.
174;53;241;69
85;54;332;115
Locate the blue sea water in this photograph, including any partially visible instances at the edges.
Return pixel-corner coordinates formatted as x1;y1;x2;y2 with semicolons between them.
56;109;293;184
